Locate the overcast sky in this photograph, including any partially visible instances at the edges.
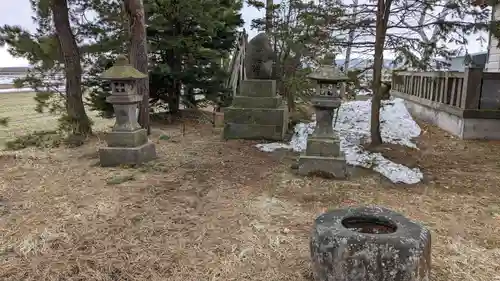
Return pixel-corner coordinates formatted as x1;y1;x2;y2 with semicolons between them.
0;0;489;67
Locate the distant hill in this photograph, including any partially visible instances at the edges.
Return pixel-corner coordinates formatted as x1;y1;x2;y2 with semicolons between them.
0;66;31;75
334;58;397;70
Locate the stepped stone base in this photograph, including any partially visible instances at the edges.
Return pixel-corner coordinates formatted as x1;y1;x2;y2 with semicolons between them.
224;79;288;141
297;155;348;179
99;142;156;167
224;123;286;140
224;107;287;125
232;96;282;108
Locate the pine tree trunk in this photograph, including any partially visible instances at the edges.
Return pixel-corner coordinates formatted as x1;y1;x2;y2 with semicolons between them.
185;87;196;108
50;0;91;136
124;0;150;135
265;0;273;33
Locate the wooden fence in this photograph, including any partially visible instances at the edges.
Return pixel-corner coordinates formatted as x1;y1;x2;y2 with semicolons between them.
391;68;500;117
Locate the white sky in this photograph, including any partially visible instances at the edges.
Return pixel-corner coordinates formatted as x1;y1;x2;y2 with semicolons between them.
0;0;488;67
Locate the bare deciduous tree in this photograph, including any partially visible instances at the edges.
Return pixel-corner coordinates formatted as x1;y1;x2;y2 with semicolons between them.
331;0;489;145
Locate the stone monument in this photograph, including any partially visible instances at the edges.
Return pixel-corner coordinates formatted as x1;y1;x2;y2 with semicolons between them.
223;33;288;141
98;55;156;167
244;32;275;79
297;65;349;178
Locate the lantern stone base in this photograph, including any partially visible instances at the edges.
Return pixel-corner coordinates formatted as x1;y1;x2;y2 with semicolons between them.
99;128;157;167
298;136;348;178
105;129;149;147
306;136;341;157
99;141;156;167
297;155;348;179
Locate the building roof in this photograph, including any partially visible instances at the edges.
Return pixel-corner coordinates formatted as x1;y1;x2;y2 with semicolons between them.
447;52;487;71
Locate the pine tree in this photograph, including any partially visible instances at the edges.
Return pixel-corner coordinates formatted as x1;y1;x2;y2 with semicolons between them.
124;0;150;133
2;0;243;125
0;0;93;137
51;0;92;136
85;0;243;116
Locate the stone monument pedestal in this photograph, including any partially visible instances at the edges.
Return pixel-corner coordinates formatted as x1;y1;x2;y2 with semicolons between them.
298;135;348;178
99;128;156;167
223;80;288;140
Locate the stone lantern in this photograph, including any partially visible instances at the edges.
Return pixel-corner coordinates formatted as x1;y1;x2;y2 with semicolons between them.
98;55;156;167
297;65;349;178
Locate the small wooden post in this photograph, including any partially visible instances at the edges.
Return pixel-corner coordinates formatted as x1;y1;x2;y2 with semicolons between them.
444;73;451;104
418;76;424;98
461;67;483;109
439;76;445;103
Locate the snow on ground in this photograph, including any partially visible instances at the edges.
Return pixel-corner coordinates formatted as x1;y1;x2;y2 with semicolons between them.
255;98;423;184
0;87;39;93
0;87;66;93
356;89;372;96
0;76;14;84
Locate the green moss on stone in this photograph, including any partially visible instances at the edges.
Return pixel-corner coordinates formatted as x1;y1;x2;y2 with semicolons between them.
100;55;147;80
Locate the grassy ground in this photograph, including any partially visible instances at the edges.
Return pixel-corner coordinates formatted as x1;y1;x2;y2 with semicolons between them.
0;96;499;280
0;92;113;147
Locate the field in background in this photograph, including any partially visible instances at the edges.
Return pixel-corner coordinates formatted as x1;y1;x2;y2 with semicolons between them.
0;92;113;147
0;84;15;89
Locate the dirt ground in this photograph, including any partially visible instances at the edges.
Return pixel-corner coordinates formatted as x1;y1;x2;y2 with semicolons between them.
0;119;499;281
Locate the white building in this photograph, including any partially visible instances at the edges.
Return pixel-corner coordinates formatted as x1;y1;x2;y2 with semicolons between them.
477;1;500;71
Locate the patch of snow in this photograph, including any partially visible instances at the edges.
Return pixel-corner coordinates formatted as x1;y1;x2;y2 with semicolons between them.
0;87;37;93
0;87;65;93
255;142;291;152
356;89;373;96
256;98;423;184
0;77;15;84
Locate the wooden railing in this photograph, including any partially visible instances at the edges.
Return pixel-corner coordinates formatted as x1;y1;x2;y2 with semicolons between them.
392;67;500;117
392;69;481;109
392;68;500;110
225;30;247;97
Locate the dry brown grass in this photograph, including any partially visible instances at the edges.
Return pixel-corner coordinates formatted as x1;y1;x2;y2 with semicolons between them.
0;117;499;281
0;92;113;147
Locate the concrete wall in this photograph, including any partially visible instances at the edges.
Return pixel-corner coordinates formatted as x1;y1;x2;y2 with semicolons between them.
403;100;464;136
480;78;500;109
403;100;500;140
485;5;500;72
462;118;500;139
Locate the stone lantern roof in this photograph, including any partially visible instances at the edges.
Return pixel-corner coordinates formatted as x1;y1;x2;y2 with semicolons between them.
100;55;147;81
308;65;349;83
